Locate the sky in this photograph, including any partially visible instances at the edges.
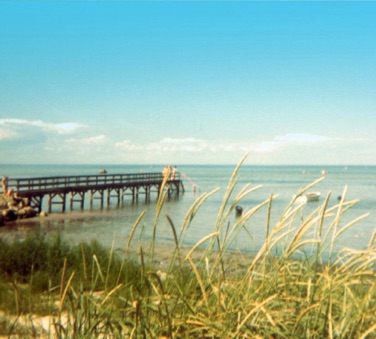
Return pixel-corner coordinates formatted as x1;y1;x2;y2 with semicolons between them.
1;1;376;165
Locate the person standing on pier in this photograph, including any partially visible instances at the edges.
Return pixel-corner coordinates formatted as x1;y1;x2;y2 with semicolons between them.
2;176;9;196
2;176;15;197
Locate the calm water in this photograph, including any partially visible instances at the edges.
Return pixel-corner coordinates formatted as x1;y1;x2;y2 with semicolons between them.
1;164;375;257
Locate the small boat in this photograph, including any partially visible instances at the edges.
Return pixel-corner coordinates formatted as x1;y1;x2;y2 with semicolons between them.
294;192;321;203
99;169;107;174
305;192;321;202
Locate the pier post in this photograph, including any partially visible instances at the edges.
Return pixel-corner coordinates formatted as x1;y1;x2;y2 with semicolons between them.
135;187;139;202
70;191;85;210
90;190;94;208
48;193;66;213
99;190;104;208
145;186;150;202
89;189;104;208
48;194;52;213
120;188;124;205
107;188;111;206
107;188;121;206
29;195;43;213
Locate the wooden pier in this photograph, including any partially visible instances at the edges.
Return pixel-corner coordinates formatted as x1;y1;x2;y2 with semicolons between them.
7;172;184;213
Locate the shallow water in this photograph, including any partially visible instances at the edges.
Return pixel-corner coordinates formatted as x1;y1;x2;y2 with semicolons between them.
1;164;375;258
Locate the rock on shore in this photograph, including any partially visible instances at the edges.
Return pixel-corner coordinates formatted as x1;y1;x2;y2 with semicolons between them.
0;194;36;226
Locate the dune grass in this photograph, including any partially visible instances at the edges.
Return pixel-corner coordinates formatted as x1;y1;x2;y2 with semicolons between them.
0;157;375;338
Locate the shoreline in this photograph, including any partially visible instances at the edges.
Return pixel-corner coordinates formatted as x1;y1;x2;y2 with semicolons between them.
14;210;109;224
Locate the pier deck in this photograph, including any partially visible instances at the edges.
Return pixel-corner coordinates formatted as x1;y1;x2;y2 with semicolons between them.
7;172;184;213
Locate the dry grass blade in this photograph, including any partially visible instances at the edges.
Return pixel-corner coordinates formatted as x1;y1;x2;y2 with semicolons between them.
100;284;123;306
360;323;376;339
223;196;276;252
246;228;296;276
335;213;370;240
126;210;146;253
286;239;320;258
179;188;219;243
166;214;179;250
266;193;273;244
93;254;105;283
187;256;209;309
222;184;263;222
81;241;88;282
59;271;75;313
313;192;332;268
368;229;376;249
166;214;182;268
317;200;360;257
184;232;219;261
148;272;173;337
150;168;173;259
282;208;328;260
292;303;320;335
116;210;147;296
105;240;115;291
288;176;325;208
273;199;307;234
215;153;249;231
60;258;67;301
329;186;348;259
233;294;277;337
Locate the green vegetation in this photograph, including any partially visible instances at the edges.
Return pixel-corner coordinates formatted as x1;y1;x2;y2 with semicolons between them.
0;157;375;338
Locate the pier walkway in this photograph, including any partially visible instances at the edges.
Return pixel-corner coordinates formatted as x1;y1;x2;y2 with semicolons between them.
7;172;184;213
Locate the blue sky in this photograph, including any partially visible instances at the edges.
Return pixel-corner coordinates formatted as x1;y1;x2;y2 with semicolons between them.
1;1;375;165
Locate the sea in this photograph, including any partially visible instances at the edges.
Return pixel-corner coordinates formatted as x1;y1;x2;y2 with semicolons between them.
1;164;375;259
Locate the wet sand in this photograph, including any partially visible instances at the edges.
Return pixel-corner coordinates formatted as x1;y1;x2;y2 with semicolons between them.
14;210;105;224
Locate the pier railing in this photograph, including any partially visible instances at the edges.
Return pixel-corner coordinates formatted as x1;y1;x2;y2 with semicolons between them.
8;172;180;193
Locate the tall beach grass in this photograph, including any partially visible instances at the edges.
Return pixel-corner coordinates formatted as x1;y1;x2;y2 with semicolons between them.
0;156;375;338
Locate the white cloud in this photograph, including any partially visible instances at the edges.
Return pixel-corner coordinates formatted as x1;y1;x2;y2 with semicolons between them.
274;133;328;144
208;143;245;153
114;134;331;157
50;122;84;134
153;137;209;152
0;127;17;140
66;134;108;145
116;137;241;153
115;138;209;153
115;140;144;151
0;118;29;125
251;133;330;154
160;137;205;144
3;123;373;164
0;118;84;138
253;141;281;153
